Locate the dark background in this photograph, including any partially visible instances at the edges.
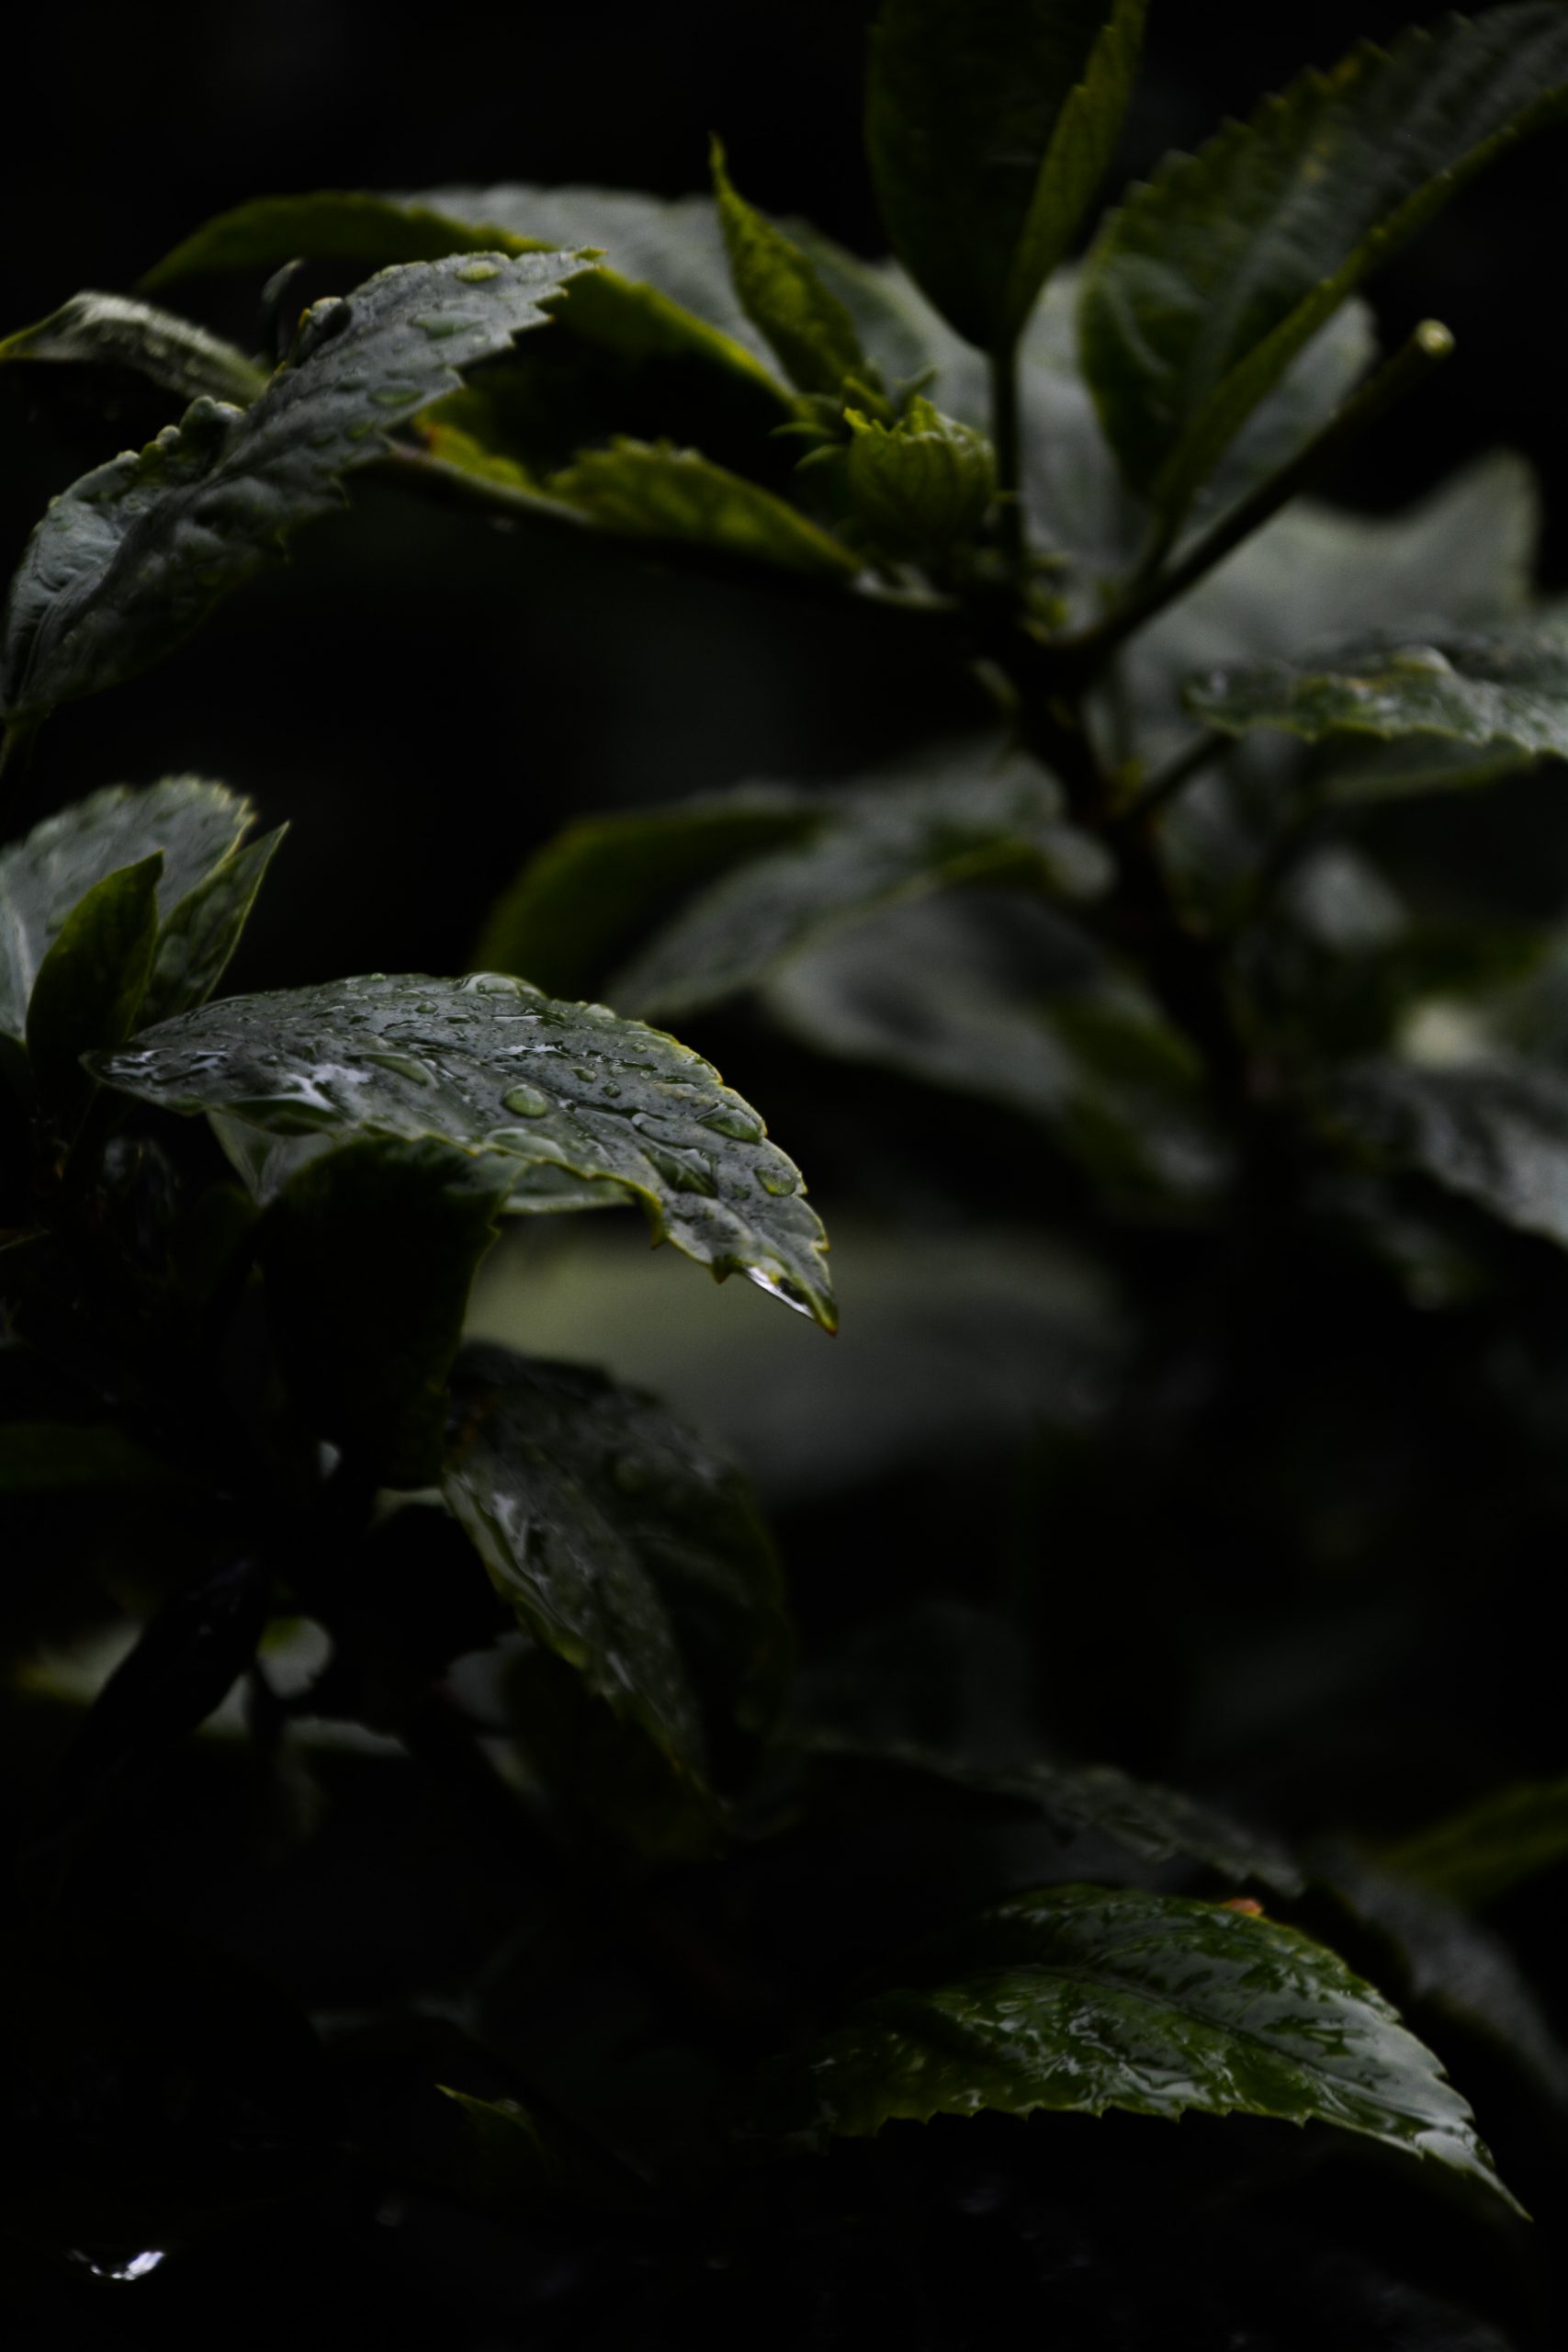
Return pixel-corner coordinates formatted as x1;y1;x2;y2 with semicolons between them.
6;0;1568;995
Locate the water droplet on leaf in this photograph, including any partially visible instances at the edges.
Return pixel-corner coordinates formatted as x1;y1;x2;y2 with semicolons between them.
502;1083;552;1118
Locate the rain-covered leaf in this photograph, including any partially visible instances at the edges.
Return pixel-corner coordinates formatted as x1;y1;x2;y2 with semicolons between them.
260;1138;513;1485
91;973;835;1326
0;250;592;728
26;855;162;1126
867;0;1148;350
1079;5;1568;523
802;1734;1303;1896
547;439;859;578
1330;1055;1568;1254
445;1343;789;1793
0;290;266;409
141;184;784;397
613;760;1111;1023
0;777;256;1046
711;141;868;396
1380;1778;1568;1910
473;787;816;1001
767;891;1228;1212
1186;629;1568;762
767;1883;1517;2208
843;397;997;556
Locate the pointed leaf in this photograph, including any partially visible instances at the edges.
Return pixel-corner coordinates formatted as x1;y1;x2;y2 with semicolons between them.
547;438;859;578
804;1733;1303;1895
259;1137;512;1485
1381;1778;1568;1910
445;1342;790;1791
867;0;1148;350
0;777;254;1046
26;855;162;1125
0;250;592;727
141;185;784;398
142;823;286;1025
711;140;869;396
474;787;818;1000
1080;5;1568;522
615;759;1111;1023
91;973;835;1326
0;288;267;409
770;1883;1517;2208
1186;629;1568;762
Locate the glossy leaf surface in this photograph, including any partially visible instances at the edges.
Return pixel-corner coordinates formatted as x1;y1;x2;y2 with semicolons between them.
804;1735;1303;1895
261;1138;513;1484
547;439;859;578
613;760;1111;1022
867;0;1148;349
445;1342;789;1787
0;778;254;1046
1186;630;1568;761
141;824;286;1026
142;184;783;395
0;250;592;726
0;289;266;408
92;973;834;1325
1080;5;1568;520
776;1884;1516;2207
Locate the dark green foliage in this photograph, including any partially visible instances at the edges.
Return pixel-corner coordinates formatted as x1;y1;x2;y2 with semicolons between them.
7;7;1568;2345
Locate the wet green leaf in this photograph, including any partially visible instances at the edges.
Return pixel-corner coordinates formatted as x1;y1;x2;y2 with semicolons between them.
613;757;1111;1023
260;1138;513;1485
0;777;255;1046
843;397;997;556
547;439;859;578
1330;1056;1568;1254
26;855;162;1126
1381;1778;1568;1910
445;1343;789;1793
0;250;592;727
0;289;266;408
1186;629;1568;762
473;787;817;1001
91;972;835;1326
767;891;1228;1212
1080;5;1568;523
803;1734;1303;1896
141;184;784;398
769;1883;1517;2208
867;0;1148;350
712;140;868;397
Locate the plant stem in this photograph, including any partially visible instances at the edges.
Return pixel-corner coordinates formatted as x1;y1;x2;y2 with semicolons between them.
1052;320;1456;683
1130;729;1228;820
988;344;1024;575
